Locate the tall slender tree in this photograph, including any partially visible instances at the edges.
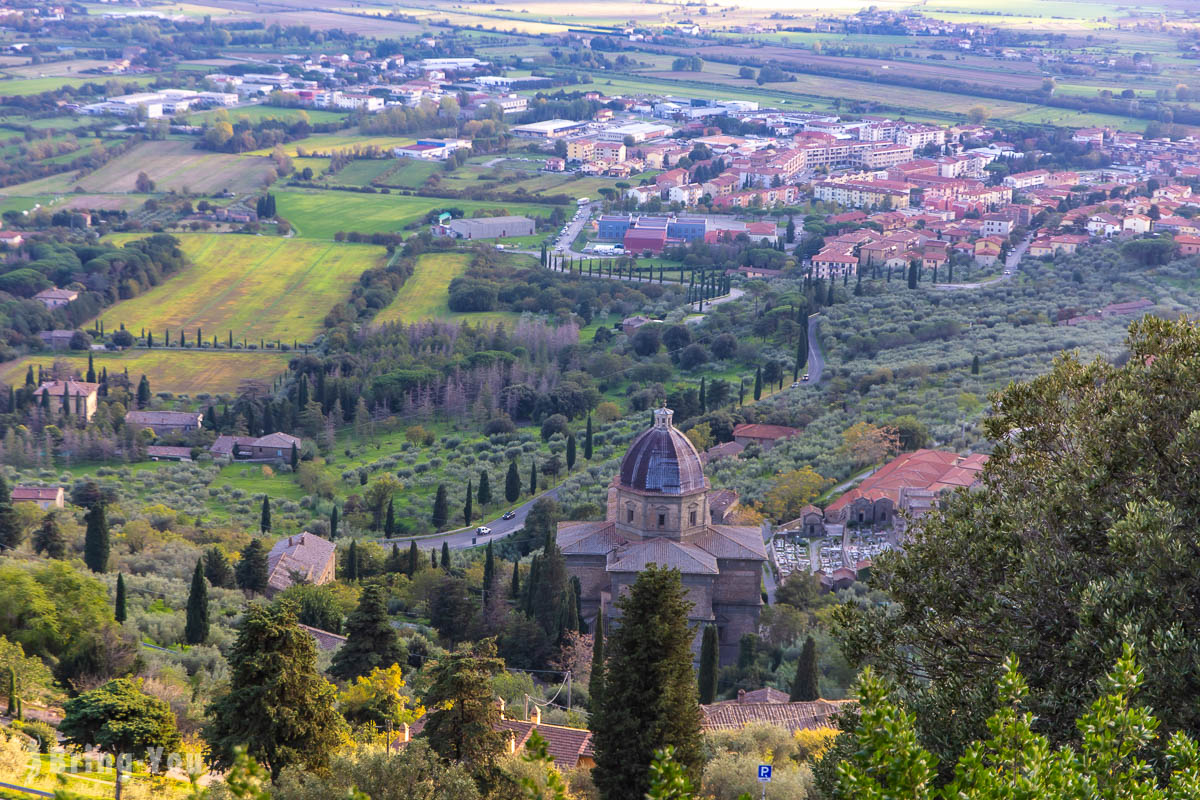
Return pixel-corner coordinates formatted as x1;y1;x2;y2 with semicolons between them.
510;560;521;599
566;433;576;472
384;499;395;538
0;475;20;552
584;415;594;460
753;366;763;401
346;540;360;581
505;461;521;503
204;546;234;589
235;539;269;594
441;541;451;571
408;541;419;576
791;636;819;701
529;460;538;495
478;470;491;506
698;626;719;705
114;572;127;623
590;607;605;710
432;485;449;529
483;541;495;597
464;479;473;525
84;503;110;573
329;506;339;540
260;496;272;533
185;558;210;645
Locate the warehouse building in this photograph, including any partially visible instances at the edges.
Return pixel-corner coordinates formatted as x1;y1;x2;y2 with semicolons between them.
511;119;589;139
440;216;535;239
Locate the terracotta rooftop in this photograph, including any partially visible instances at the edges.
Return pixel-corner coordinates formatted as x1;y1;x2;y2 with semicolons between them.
12;486;62;501
826;449;987;513
298;623;347;651
733;423;801;441
701;698;849;734
266;532;335;592
498;719;595;769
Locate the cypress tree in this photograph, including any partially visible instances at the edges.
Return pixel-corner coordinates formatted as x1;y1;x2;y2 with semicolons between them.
699;376;706;413
440;541;450;570
84;503;110;573
185;558;210;645
590;607;605;708
464;479;473;525
511;559;521;599
260;496;271;533
698;625;719;705
478;470;491;506
431;549;438;569
971;354;981;375
408;541;419;576
384;499;395;537
480;544;494;594
86;352;96;383
235;539;269;594
432;484;449;529
524;555;540;616
33;511;65;559
330;583;405;681
584;415;593;460
290;443;299;472
346;540;360;581
114;572;127;623
0;476;20;552
791;636;820;701
505;460;521;503
592;567;704;799
136;374;151;409
529;459;537;495
4;666;14;717
386;543;404;573
753;366;762;401
566;433;576;472
329;506;339;540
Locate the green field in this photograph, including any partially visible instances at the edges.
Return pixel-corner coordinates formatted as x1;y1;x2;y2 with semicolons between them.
98;234;386;342
187;104;348;126
0;73;158;97
248;134;417;157
275;190;554;240
328;158;398;186
374;251;517;326
1;349;291;395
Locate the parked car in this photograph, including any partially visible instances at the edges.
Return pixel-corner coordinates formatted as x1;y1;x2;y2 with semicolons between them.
790;381;800;388
802;374;810;381
501;510;516;520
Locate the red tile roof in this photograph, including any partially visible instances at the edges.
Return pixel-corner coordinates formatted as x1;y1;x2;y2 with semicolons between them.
826;449;987;513
733;423;800;441
498;719;595;769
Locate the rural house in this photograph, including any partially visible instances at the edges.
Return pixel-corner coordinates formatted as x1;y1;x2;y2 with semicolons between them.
210;432;302;462
32;380;99;421
33;288;79;309
732;423;801;451
125;410;204;433
38;330;77;350
266;532;336;594
701;689;849;735
12;485;65;509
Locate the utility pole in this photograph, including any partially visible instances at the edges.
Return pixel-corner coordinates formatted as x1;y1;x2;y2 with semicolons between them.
566;671;572;711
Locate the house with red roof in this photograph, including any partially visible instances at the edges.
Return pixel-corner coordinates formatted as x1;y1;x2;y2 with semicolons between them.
732;423;800;451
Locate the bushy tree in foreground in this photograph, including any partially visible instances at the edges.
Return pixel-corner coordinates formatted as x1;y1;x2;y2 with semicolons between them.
836;645;1200;800
838;316;1200;767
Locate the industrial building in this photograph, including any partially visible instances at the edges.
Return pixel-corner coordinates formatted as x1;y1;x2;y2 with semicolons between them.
437;215;535;239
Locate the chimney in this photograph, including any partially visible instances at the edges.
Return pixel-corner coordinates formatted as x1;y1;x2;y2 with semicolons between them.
737;689;747;704
531;705;541;725
498;698;506;720
287;536;293;546
400;723;410;744
508;732;517;754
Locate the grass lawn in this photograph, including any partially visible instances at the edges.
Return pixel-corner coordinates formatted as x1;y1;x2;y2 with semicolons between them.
98;233;387;343
0;194;53;214
0;73;158;97
328;158;397;186
275;189;554;240
187;104;349;126
374;251;517;326
0;349;291;395
384;159;441;188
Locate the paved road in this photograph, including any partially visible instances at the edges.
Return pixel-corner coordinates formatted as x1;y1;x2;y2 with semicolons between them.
379;488;560;552
935;233;1033;291
805;313;825;383
553;201;596;253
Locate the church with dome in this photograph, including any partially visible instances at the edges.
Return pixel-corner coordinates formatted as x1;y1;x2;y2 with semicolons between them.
559;406;768;666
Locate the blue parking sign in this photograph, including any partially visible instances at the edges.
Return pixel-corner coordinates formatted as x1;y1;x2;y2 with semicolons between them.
757;764;772;782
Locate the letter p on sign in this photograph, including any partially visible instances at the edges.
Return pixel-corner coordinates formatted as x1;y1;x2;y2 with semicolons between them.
758;764;772;782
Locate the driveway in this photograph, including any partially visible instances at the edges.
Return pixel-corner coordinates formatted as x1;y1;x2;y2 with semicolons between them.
379;488;560;552
935;232;1032;291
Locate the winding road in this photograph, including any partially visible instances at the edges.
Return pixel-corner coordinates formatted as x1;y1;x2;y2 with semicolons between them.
379;488;560;552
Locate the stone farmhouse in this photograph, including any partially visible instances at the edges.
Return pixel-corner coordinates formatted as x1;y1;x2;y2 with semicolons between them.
32;380;99;422
559;407;767;666
266;532;336;595
210;432;303;462
125;410;204;434
12;485;65;509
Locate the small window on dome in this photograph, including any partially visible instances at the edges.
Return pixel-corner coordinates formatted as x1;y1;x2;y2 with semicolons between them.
658;513;666;527
689;510;697;526
627;508;634;523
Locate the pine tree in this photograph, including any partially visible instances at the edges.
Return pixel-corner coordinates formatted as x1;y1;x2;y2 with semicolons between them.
584;415;594;460
592;566;704;800
329;506;339;540
698;625;719;705
235;539;269;594
791;636;819;701
529;460;537;495
408;541;419;576
33;512;65;559
566;433;576;472
384;499;395;537
330;583;405;681
971;354;981;375
260;496;271;533
478;470;491;506
464;479;473;525
432;484;449;529
753;366;763;401
505;460;521;503
185;559;210;645
114;572;127;623
203;546;234;589
84;503;110;573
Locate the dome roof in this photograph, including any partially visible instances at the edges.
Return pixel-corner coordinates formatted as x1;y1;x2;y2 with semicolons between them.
618;407;707;495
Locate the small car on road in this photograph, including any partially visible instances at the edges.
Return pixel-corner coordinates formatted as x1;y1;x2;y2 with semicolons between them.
501;510;517;520
475;526;491;535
